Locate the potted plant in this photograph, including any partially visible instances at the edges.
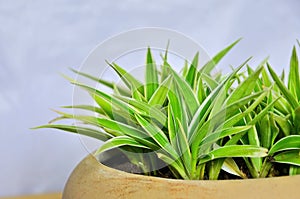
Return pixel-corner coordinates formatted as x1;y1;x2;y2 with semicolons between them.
34;39;300;199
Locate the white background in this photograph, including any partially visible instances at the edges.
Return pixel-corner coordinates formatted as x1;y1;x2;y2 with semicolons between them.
0;0;299;197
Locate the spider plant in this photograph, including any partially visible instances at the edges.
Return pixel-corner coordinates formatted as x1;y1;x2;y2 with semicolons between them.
34;40;300;180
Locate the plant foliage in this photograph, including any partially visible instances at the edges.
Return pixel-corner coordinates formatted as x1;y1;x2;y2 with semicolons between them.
34;40;300;180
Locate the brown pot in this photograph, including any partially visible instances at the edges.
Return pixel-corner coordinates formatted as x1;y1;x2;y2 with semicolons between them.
63;154;300;199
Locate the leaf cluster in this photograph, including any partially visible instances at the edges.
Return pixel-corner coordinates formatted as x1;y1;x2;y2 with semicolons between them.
34;40;300;180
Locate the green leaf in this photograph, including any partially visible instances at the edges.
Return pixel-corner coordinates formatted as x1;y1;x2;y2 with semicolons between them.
273;97;291;115
192;100;265;172
245;117;262;175
167;85;184;129
190;90;267;147
196;76;206;103
185;52;199;87
222;158;247;179
182;60;189;78
208;159;224;180
225;131;248;146
32;124;112;141
198;38;241;74
269;113;280;146
267;62;299;110
273;150;300;166
72;80;166;126
160;41;170;82
95;136;150;155
246;117;260;146
61;104;104;115
199;126;252;151
131;82;147;102
116;95;167;126
70;68;112;87
294;107;300;134
135;114;178;159
95;117;158;149
199;145;268;164
92;93;131;125
187;91;214;141
260;114;272;149
220;90;269;129
157;153;188;180
49;111;158;149
167;104;178;151
167;85;189;156
288;46;300;101
273;113;291;136
69;68;130;96
165;62;199;115
201;73;219;91
226;62;264;104
207;84;226;121
145;47;159;100
108;62;144;94
148;76;172;106
72;81;136;116
269;135;300;155
261;67;272;88
176;119;192;175
172;84;190;131
92;93;114;119
188;59;252;142
289;165;300;175
248;97;280;126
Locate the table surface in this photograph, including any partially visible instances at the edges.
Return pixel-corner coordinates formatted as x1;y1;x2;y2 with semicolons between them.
0;193;62;199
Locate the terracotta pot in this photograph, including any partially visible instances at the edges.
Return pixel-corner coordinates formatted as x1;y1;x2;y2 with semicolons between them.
63;154;300;199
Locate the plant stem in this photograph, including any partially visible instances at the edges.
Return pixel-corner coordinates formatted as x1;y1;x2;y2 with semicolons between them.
259;157;273;178
289;165;300;175
244;158;259;178
196;164;206;180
